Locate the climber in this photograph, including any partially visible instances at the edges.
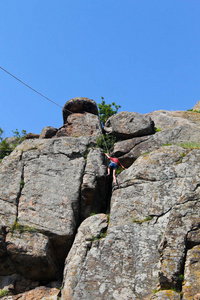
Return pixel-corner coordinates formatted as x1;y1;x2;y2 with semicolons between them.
105;153;126;185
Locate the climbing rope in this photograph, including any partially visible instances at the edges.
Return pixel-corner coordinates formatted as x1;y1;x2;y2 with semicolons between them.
0;66;110;153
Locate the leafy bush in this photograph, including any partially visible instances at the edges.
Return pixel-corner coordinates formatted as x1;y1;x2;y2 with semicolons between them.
0;128;27;161
98;97;121;127
96;134;117;153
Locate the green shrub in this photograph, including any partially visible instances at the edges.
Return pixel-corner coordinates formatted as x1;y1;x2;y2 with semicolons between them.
98;97;121;126
0;289;8;297
96;134;117;153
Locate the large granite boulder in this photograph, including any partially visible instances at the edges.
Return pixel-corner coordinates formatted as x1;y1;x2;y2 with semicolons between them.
112;110;200;167
56;113;102;138
104;111;155;140
56;97;101;137
61;145;200;299
62;97;99;124
0;136;107;283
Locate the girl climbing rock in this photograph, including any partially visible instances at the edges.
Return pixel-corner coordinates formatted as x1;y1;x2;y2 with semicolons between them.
105;153;126;185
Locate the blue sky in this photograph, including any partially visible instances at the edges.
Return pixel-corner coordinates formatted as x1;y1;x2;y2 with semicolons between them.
0;1;200;137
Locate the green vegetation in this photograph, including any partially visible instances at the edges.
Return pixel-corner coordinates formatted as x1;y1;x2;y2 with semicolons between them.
96;133;117;153
179;142;200;150
90;212;97;216
0;127;27;161
155;127;161;132
179;274;184;281
132;215;153;224
11;218;37;234
0;289;8;297
98;97;121;127
187;108;200;113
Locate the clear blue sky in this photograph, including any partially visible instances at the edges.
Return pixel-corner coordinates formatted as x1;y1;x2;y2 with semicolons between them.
0;1;200;137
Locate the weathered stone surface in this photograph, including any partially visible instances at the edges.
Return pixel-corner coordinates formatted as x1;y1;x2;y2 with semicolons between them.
56;113;102;137
81;148;107;219
0;274;39;295
0;151;23;227
150;290;181;299
62;214;108;300
182;245;200;300
147;110;200;129
0;136;107;282
62;97;98;124
25;133;40;139
61;146;200;299
104;111;155;139
6;231;58;281
112;121;200;168
2;286;60;300
39;126;58;139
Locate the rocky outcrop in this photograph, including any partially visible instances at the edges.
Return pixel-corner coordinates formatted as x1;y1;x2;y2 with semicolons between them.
104;111;155;139
56;97;101;138
1;99;200;299
0;136;108;295
56;113;101;138
112;110;200;167
62;214;108;300
62;97;98;124
61;145;200;299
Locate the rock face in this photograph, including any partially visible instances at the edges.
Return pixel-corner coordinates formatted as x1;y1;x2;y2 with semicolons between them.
112;110;200;167
0;136;107;293
39;126;58;139
62;97;99;124
56;113;101;138
104;111;155;139
57;97;101;138
1;99;200;299
61;145;200;299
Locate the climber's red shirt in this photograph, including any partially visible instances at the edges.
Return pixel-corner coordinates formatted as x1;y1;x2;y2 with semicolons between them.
110;157;123;168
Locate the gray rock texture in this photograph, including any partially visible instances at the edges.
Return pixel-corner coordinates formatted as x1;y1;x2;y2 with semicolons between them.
0;136;107;282
1;101;200;299
56;112;102;138
62;214;108;300
112;110;200;167
104;111;155;139
61;145;200;299
62;97;99;124
39;126;58;139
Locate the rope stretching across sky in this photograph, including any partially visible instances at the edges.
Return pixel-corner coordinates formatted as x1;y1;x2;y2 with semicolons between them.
0;66;109;153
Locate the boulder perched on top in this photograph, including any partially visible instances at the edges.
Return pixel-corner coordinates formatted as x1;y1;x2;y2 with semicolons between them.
62;97;99;124
56;97;101;138
104;111;155;140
